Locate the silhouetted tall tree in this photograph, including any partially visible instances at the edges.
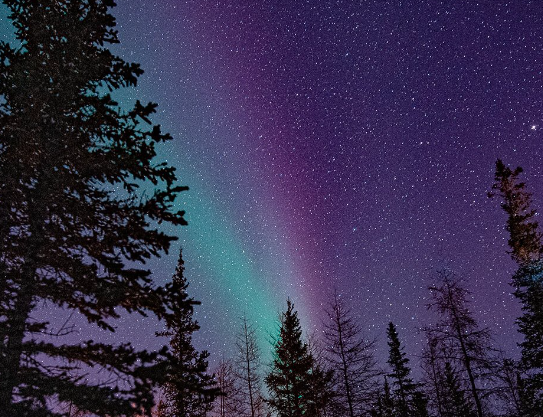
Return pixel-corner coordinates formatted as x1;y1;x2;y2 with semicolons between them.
157;249;218;417
426;270;495;417
0;1;188;414
490;160;542;264
234;317;265;417
323;292;379;417
490;159;543;415
266;299;332;417
386;322;418;417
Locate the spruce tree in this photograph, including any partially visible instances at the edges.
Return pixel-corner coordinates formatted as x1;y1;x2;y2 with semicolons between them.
490;159;543;415
0;1;187;414
386;322;417;417
266;299;332;417
323;292;379;417
157;249;218;417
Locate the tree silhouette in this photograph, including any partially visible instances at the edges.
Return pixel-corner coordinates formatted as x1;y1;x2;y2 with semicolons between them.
323;292;379;417
157;249;218;417
371;377;394;417
266;299;332;417
211;359;243;417
0;0;187;414
425;269;495;417
441;361;475;417
234;317;266;417
421;334;445;417
490;159;543;415
386;322;427;417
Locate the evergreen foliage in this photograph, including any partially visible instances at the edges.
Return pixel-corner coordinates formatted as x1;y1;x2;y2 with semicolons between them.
371;378;394;417
490;159;543;415
411;391;429;417
157;249;218;417
266;299;333;417
0;0;187;415
489;159;542;264
323;292;379;417
386;322;418;417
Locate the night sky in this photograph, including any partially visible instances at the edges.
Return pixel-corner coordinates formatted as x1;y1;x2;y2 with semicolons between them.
2;1;543;368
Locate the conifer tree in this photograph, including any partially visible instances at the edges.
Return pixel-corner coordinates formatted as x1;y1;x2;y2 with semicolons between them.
371;377;394;417
490;159;543;415
490;160;542;264
0;0;187;415
266;299;332;417
411;392;429;417
157;249;218;417
386;322;417;417
323;292;379;417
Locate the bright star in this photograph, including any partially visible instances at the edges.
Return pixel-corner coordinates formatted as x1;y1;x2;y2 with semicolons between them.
531;124;537;131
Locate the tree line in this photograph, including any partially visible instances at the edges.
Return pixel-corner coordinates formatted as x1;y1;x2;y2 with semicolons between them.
202;251;538;417
0;1;541;416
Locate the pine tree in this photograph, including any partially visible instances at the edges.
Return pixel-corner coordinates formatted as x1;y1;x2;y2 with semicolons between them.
266;299;332;417
426;269;494;417
0;1;187;415
386;322;418;417
157;249;218;417
323;292;379;417
490;159;543;415
234;317;265;417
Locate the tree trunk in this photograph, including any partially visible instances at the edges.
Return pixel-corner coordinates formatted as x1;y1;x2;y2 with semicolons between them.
337;314;355;417
450;301;484;417
244;321;256;417
1;216;42;414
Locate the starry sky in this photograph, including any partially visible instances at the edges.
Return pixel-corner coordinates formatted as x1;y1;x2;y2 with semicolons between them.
2;1;543;367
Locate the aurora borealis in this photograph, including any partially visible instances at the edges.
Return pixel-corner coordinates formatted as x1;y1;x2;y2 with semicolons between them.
2;1;543;365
